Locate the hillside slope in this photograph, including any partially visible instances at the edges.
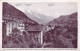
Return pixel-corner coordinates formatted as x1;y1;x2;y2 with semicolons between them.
3;2;39;25
43;12;77;48
47;12;77;28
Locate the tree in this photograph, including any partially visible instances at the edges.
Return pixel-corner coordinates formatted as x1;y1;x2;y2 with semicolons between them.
11;28;21;36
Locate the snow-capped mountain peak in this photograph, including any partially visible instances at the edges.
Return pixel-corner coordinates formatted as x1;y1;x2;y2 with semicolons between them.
24;9;53;24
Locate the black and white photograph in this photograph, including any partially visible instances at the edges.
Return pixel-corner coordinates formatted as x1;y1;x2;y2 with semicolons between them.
2;2;77;48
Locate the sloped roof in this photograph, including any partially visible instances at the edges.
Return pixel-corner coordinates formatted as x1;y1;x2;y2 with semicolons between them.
27;25;43;31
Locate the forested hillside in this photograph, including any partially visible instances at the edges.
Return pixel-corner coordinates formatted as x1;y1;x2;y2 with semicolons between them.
43;12;77;48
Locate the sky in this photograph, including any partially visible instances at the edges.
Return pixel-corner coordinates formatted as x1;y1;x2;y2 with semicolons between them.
8;2;77;19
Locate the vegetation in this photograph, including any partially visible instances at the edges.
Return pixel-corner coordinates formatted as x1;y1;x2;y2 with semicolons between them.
2;28;42;48
43;12;77;48
2;2;77;48
43;26;77;48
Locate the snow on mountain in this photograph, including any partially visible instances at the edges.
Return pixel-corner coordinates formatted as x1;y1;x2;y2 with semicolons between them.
24;9;53;24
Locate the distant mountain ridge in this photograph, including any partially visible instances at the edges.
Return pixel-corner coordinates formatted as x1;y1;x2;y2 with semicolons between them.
3;2;77;27
24;9;53;24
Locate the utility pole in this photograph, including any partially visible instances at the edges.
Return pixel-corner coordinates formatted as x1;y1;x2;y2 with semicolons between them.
48;3;54;29
48;3;54;17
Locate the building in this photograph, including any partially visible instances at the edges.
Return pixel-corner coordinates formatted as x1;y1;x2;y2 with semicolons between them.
26;25;43;45
2;18;25;36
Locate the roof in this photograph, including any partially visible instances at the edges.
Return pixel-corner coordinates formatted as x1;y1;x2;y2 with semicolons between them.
26;25;43;31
